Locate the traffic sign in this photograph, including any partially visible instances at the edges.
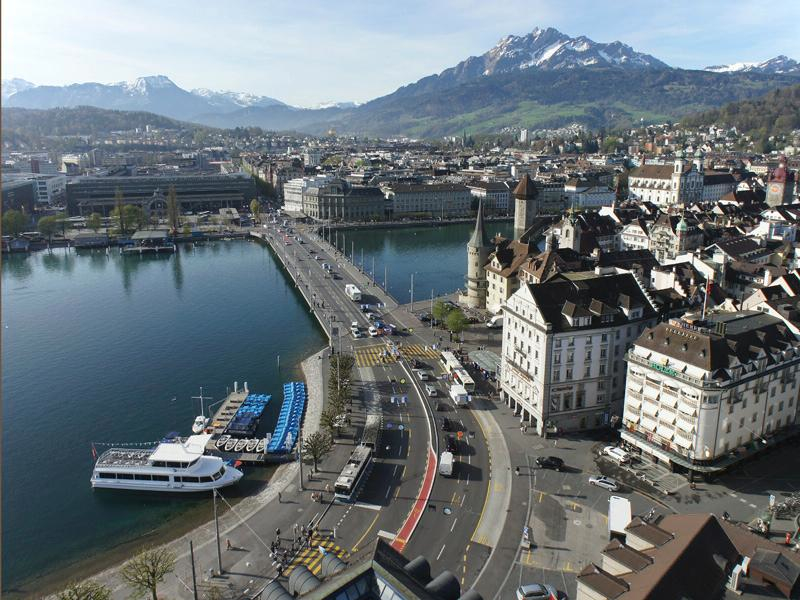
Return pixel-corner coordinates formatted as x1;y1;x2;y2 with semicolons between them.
457;431;464;440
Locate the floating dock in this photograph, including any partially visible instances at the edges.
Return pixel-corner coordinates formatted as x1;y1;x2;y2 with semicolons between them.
205;382;307;464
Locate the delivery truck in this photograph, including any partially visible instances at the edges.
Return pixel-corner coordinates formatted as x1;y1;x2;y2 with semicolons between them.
449;384;470;407
439;451;454;477
345;284;362;301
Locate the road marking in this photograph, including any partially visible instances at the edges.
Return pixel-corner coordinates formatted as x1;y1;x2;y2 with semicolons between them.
450;517;458;532
451;492;458;504
352;501;382;511
351;511;381;553
437;544;446;560
749;503;757;508
740;498;747;503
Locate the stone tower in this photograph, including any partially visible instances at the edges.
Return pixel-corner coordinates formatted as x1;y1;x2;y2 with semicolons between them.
465;198;491;309
513;174;539;241
766;155;796;207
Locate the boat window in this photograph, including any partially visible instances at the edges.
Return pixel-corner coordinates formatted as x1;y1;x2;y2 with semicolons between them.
152;461;166;467
213;468;224;480
98;472;116;479
152;475;169;481
117;473;134;480
134;474;152;481
202;476;215;483
181;476;201;483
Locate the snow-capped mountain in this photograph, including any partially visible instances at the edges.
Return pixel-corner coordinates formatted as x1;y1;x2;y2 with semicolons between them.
309;101;358;110
2;78;36;101
191;88;285;111
3;75;287;121
705;55;800;74
434;26;668;83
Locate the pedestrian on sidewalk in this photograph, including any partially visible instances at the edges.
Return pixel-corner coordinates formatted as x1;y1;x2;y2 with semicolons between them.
325;483;331;493
226;538;232;551
278;491;282;503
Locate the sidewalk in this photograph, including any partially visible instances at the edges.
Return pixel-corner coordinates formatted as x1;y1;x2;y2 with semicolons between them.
62;347;339;599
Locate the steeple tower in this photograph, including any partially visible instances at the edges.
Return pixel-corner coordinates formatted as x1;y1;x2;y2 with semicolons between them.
513;174;539;241
465;198;491;309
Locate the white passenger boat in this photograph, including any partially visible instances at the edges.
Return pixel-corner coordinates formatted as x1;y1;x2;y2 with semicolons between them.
192;415;209;434
90;434;243;492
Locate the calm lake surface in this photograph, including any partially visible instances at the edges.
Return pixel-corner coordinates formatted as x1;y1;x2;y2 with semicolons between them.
1;241;326;594
331;221;514;304
1;222;505;594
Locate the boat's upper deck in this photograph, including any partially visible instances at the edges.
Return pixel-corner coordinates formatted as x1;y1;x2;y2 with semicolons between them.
95;448;152;468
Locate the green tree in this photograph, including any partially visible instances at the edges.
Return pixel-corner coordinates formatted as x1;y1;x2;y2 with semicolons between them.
114;188;125;234
445;309;469;335
432;300;452;324
86;212;102;232
120;547;175;600
166;185;180;233
250;198;261;224
58;211;70;236
2;209;28;237
320;406;345;438
38;216;60;244
57;580;111;600
123;205;146;232
302;431;332;471
182;223;191;237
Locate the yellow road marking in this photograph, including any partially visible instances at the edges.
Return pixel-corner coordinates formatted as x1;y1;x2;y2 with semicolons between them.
351;511;380;553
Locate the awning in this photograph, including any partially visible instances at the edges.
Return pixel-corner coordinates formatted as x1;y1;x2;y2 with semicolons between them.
677;418;695;433
660;394;679;408
641;416;658;431
657;424;674;439
674;434;693;450
678;402;698;417
642;401;659;417
644;385;660;399
627;396;642;409
469;349;501;375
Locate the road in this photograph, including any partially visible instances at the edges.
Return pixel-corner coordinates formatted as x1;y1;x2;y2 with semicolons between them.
257;222;495;589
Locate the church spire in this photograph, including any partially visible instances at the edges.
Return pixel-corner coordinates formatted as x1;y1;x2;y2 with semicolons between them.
468;198;489;249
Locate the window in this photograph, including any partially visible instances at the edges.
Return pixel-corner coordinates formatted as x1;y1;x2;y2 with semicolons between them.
600;349;607;359
553;370;560;382
181;476;201;483
725;422;731;433
567;352;574;363
564;396;571;410
779;401;785;411
117;473;134;480
566;368;573;380
576;391;585;408
554;354;561;364
600;365;606;375
134;474;152;481
99;472;116;479
586;350;592;361
584;365;591;377
739;417;745;428
768;406;774;416
152;475;169;482
752;413;757;423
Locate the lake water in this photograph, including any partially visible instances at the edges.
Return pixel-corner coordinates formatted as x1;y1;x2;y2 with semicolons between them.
1;222;507;595
1;241;326;595
331;221;514;304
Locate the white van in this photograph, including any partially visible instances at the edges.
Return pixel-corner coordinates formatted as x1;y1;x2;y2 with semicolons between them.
368;326;379;337
439;451;454;477
486;315;504;328
602;446;631;464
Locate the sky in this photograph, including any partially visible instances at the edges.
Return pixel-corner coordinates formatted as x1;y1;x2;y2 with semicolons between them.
3;0;800;107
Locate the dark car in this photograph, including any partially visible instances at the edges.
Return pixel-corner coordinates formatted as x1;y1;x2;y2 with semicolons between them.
536;456;564;471
444;434;458;454
436;402;448;412
441;417;452;432
418;312;432;322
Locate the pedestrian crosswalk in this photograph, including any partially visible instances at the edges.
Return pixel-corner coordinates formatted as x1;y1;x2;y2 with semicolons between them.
283;535;348;576
354;343;440;367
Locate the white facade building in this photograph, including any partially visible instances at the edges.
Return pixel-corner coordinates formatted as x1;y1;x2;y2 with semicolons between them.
500;272;658;435
628;151;704;207
564;178;616;209
621;312;800;475
384;183;471;218
282;174;333;214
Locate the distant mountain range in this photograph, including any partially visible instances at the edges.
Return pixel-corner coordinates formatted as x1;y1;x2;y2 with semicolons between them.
3;27;800;137
704;55;800;74
1;75;285;120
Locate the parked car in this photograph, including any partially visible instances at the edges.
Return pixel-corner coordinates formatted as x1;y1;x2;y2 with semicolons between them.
368;326;379;337
425;384;438;397
436;401;448;412
516;583;558;600
441;417;452;432
589;476;619;492
602;446;631;464
535;456;564;471
418;312;432;322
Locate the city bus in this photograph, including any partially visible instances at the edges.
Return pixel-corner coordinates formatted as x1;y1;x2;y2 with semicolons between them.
453;367;476;392
361;413;382;450
439;351;462;374
334;445;372;502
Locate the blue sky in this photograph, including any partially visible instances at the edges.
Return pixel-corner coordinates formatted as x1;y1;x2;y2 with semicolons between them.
3;0;799;106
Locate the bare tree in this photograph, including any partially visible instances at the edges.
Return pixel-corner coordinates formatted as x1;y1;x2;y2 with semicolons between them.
57;580;111;600
302;431;332;472
120;546;176;600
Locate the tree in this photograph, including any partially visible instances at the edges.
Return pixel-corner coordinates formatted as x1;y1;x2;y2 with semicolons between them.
114;188;125;234
250;198;261;223
37;216;59;244
166;185;180;233
432;300;452;324
3;209;28;237
86;212;102;232
57;580;111;600
302;431;332;471
445;309;469;335
120;546;176;600
320;406;345;438
58;211;70;236
123;205;146;232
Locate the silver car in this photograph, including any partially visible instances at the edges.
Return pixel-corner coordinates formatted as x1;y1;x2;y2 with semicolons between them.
589;475;619;492
516;583;557;600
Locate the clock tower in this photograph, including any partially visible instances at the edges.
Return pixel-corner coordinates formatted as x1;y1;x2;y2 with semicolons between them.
766;155;795;207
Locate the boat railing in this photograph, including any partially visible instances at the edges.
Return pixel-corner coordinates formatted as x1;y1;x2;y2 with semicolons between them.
95;448;153;468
